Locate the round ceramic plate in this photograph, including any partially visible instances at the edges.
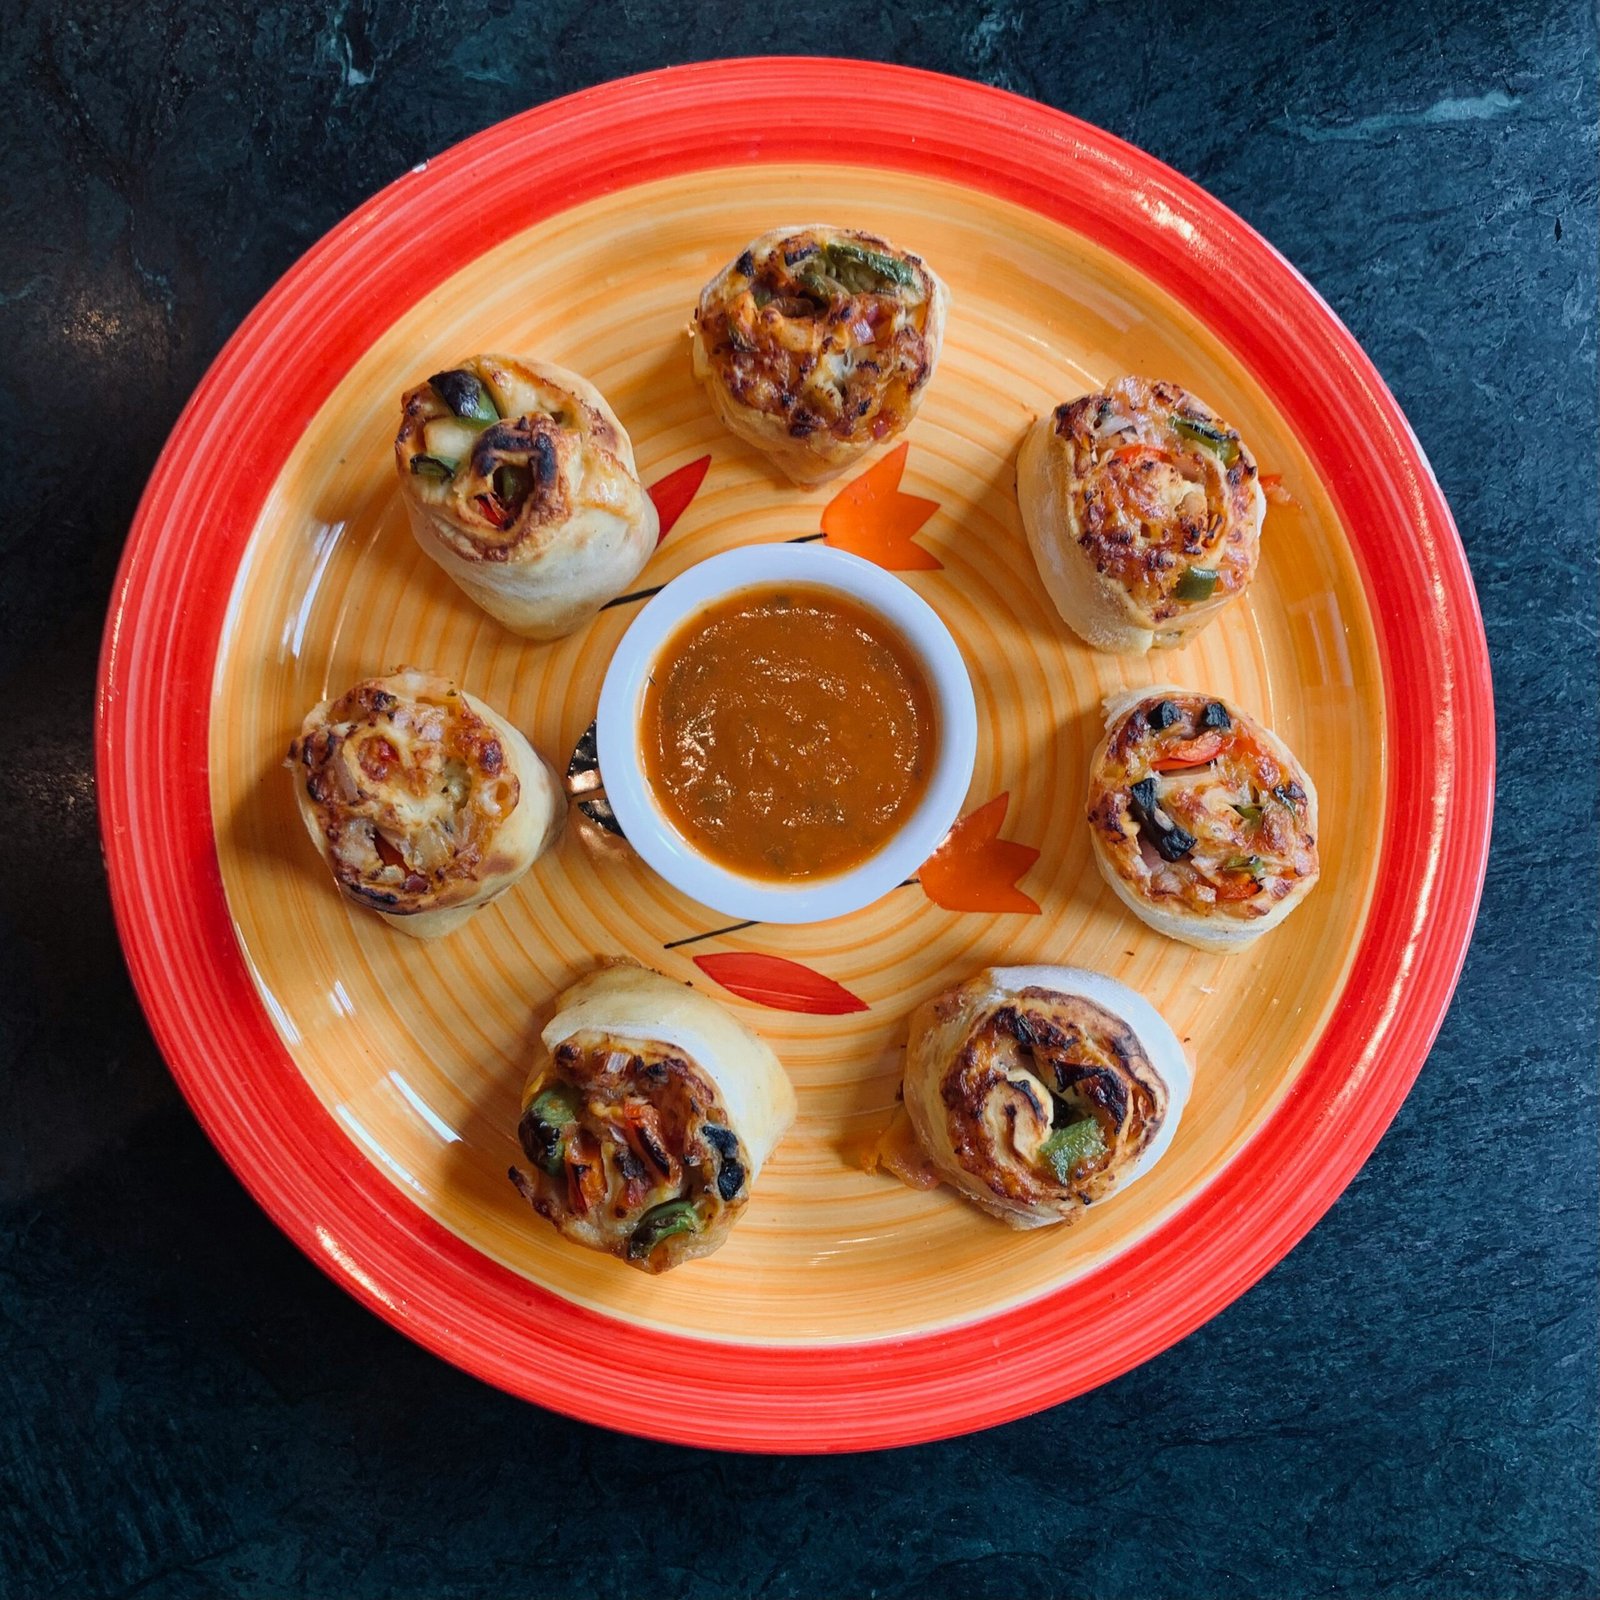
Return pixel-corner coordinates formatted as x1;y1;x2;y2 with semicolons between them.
98;60;1493;1451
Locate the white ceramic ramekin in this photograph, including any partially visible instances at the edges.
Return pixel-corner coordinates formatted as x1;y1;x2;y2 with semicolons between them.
596;544;977;924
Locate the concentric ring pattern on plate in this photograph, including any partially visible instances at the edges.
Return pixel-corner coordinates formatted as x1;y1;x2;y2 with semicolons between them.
212;165;1384;1344
98;60;1492;1449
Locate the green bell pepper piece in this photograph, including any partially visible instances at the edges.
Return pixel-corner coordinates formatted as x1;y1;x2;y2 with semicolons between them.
628;1199;701;1259
428;368;500;424
1174;567;1220;602
1172;413;1240;465
1040;1117;1107;1183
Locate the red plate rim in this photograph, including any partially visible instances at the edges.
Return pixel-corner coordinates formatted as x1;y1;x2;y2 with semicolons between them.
96;58;1494;1451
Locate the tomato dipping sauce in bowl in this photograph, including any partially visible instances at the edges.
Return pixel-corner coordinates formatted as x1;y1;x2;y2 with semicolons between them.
641;584;936;881
597;545;977;924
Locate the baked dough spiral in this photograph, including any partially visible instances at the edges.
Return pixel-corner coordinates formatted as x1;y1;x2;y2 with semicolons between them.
901;965;1190;1229
395;354;657;640
691;225;948;486
510;964;798;1273
1018;376;1264;652
287;668;563;939
1086;686;1320;951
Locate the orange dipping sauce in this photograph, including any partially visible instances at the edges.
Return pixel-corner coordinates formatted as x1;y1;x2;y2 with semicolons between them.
640;583;937;881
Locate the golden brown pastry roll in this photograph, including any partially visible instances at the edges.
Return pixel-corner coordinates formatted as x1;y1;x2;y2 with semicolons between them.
690;225;948;486
901;965;1190;1229
1017;376;1265;652
509;964;797;1273
395;355;658;640
287;668;563;939
1086;686;1320;951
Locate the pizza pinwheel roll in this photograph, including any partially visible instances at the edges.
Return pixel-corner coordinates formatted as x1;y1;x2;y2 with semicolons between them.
1017;376;1265;652
1087;687;1320;951
395;355;658;640
901;965;1190;1229
287;668;564;939
690;225;948;486
509;963;797;1273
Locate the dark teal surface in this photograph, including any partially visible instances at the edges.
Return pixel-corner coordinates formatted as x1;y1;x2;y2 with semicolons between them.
2;5;1596;1597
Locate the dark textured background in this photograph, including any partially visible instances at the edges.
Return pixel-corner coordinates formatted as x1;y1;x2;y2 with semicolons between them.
3;3;1596;1597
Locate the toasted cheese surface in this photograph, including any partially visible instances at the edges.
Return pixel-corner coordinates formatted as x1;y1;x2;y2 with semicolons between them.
691;225;948;482
1087;687;1320;941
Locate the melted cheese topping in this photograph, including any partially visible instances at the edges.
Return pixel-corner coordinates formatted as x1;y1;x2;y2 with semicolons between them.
1052;376;1262;621
291;676;518;910
695;228;937;446
1088;690;1318;921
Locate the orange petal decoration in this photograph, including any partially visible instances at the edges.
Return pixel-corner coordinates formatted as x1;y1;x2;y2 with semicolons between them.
693;952;869;1015
820;442;942;570
919;792;1041;914
647;454;711;546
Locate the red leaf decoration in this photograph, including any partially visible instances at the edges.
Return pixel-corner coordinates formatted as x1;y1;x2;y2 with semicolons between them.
919;793;1041;914
647;454;712;546
693;952;869;1015
820;441;942;570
